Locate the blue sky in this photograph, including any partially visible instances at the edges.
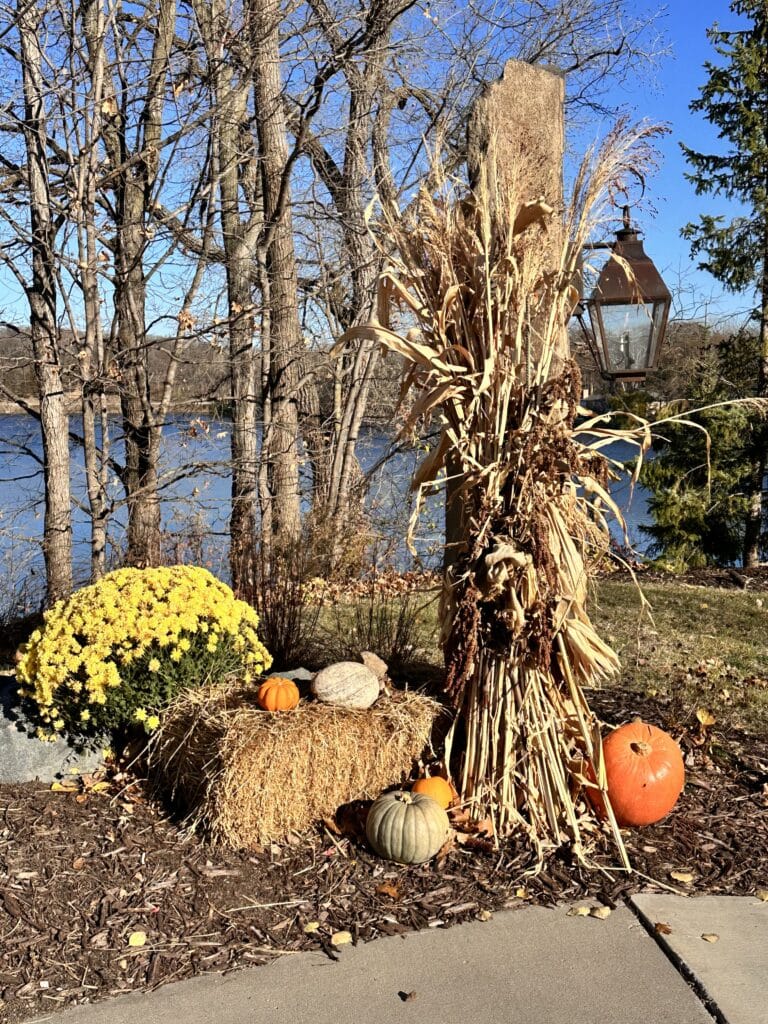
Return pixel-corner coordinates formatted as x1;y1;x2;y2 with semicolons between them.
605;0;752;326
0;1;753;333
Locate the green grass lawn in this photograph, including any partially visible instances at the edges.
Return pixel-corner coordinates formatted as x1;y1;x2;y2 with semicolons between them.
591;579;768;736
318;577;768;737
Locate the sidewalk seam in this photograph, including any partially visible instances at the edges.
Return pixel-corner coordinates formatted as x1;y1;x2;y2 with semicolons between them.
625;897;726;1024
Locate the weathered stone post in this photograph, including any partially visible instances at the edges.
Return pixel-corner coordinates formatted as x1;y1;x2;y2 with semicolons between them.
444;59;567;580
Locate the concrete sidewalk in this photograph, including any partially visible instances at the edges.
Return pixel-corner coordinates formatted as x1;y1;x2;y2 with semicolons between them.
631;895;768;1024
22;902;720;1024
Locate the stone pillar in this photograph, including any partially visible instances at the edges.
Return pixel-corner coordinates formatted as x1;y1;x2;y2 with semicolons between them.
467;60;565;215
445;60;566;579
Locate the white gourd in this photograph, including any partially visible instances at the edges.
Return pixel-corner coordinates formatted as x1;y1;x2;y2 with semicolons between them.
311;662;380;709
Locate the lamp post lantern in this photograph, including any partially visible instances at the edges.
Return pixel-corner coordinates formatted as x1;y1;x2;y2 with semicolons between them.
581;206;672;383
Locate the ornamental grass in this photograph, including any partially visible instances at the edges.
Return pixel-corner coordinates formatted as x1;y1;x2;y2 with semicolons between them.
336;121;676;867
148;682;443;846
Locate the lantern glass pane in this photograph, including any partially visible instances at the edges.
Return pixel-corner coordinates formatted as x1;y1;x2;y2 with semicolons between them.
596;302;662;373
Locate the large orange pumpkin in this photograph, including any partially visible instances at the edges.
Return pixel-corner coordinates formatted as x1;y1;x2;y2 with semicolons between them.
594;721;684;827
257;676;300;712
412;776;456;809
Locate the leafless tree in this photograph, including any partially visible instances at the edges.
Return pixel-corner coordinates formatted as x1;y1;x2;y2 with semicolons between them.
0;0;670;606
0;0;73;603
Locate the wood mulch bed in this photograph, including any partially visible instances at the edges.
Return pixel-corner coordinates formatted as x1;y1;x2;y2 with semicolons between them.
1;684;766;1023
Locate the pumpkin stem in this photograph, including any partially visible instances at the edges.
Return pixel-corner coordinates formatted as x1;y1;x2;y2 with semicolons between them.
630;741;653;757
395;791;414;804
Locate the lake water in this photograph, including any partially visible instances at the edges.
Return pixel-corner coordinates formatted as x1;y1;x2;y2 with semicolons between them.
0;414;651;606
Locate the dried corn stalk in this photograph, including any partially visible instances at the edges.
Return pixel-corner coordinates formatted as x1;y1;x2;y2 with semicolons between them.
338;120;667;867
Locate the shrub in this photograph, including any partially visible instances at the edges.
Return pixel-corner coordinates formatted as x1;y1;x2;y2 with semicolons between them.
16;565;271;741
321;583;429;673
640;335;759;568
251;543;322;670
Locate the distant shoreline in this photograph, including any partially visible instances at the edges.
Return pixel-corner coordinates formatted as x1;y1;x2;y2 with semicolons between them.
0;399;227;418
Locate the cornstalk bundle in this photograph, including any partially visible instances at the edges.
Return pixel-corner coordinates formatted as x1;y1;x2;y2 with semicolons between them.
339;122;666;866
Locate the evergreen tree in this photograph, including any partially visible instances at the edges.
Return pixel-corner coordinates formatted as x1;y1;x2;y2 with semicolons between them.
640;333;758;568
681;0;768;565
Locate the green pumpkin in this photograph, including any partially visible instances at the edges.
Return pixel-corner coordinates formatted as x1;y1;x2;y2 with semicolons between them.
365;790;449;864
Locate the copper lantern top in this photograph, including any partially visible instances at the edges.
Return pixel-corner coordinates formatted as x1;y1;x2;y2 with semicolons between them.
586;208;672;381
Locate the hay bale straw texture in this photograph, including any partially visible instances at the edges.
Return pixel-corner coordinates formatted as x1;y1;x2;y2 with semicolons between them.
149;682;443;848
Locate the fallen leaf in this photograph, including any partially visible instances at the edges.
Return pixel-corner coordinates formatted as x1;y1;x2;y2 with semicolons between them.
90;781;111;794
75;794;88;805
398;991;417;1002
50;781;78;793
127;931;147;948
515;887;530;900
654;922;673;935
696;708;716;728
670;871;695;884
567;906;591;917
435;834;457;859
755;890;768;902
330;930;352;947
375;882;401;900
589;906;612;920
701;933;719;943
448;807;472;828
476;909;493;921
303;921;320;934
72;856;86;870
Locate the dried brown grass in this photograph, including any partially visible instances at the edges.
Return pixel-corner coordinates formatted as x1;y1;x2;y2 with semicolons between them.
148;682;443;847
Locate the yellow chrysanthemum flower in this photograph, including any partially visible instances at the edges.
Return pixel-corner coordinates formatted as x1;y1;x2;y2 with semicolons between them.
16;565;271;737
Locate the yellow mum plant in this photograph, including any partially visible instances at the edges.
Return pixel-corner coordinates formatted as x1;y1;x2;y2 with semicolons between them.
16;565;272;740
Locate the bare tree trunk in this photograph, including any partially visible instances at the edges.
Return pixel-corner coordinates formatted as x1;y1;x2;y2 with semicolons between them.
85;0;176;569
250;0;302;550
114;184;161;567
18;0;72;604
77;0;110;580
298;22;392;572
195;0;260;595
742;224;768;566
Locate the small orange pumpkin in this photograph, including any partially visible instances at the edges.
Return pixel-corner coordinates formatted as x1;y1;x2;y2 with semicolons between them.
257;676;300;712
411;776;456;810
590;721;684;827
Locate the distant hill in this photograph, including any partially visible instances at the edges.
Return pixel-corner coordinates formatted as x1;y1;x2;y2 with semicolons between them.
0;329;403;426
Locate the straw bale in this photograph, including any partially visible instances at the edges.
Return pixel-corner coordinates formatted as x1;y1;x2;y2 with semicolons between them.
148;682;443;848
